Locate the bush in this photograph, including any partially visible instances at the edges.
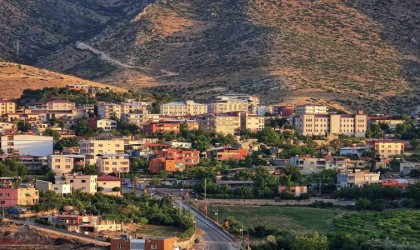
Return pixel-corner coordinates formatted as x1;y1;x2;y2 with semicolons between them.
112;187;122;192
97;187;104;192
355;198;372;210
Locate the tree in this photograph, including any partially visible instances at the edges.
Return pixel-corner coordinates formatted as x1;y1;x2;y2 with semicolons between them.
112;187;122;192
290;232;328;250
253;166;277;198
55;138;79;151
43;129;61;140
257;128;282;146
17;121;32;132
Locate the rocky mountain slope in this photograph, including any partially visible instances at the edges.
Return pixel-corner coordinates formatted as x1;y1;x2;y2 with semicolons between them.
0;62;125;99
1;0;419;113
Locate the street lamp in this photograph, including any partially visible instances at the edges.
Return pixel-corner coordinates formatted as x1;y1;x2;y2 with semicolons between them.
195;198;198;210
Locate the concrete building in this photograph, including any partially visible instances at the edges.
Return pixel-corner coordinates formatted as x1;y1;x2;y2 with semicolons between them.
215;148;248;161
48;155;86;174
400;162;420;176
295;105;328;115
278;186;308;197
79;139;125;165
213;94;260;114
367;140;405;159
45;100;76;110
340;145;366;157
121;110;149;125
165;141;192;149
96;154;130;175
289;156;328;174
111;237;179;250
0;122;16;132
0;187;39;207
143;122;180;134
55;173;97;194
209;99;249;114
368;117;405;130
97;102;150;119
88;118;117;131
0;99;16;116
292;113;367;137
66;84;90;93
158;148;200;166
149;158;185;173
269;106;294;116
97;175;122;195
337;170;380;188
240;113;265;132
160;100;208;116
197;114;241;135
0;134;53;157
35;180;72;196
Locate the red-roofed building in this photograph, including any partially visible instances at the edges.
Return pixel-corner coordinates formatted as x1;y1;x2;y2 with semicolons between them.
381;179;409;190
158;148;200;166
97;175;122;195
143;121;181;134
216;148;248;161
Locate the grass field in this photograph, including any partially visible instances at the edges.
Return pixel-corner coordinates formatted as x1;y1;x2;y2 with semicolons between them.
208;206;420;246
207;206;341;233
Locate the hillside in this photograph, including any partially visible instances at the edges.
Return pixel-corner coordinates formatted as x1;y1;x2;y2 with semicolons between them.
1;0;419;113
0;62;126;99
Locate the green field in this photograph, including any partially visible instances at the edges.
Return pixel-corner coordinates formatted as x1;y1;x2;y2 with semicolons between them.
208;206;340;233
208;206;420;245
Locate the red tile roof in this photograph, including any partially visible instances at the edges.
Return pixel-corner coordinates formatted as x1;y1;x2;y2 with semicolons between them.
97;175;122;182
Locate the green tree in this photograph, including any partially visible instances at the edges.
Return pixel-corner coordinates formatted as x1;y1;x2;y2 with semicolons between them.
130;158;148;173
43;129;61;140
290;232;328;250
257;127;282;146
253;166;277;198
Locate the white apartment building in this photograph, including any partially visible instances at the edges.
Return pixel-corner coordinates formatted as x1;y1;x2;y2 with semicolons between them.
165;141;192;149
45;100;76;110
337;170;380;188
48;155;86;174
215;94;260;113
198;114;241;135
79;139;125;165
121;110;149;125
96;154;130;175
0;134;53;157
295;105;328;115
55;173;97;194
209;99;249;114
96;119;117;131
0;122;16;133
293;113;367;137
0;99;16;116
240;113;265;132
97;102;150;119
35;180;72;196
160;100;208;116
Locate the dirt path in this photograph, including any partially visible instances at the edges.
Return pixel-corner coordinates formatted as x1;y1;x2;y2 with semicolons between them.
75;42;178;77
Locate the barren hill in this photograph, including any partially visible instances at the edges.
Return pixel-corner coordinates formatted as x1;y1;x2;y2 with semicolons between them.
0;62;125;99
1;0;419;113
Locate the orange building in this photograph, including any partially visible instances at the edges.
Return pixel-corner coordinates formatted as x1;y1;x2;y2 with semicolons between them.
216;148;248;161
381;179;409;190
158;148;200;166
143;122;181;134
149;158;185;173
111;237;178;250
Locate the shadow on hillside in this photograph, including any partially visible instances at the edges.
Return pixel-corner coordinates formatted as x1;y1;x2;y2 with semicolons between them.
344;0;420;111
145;0;280;101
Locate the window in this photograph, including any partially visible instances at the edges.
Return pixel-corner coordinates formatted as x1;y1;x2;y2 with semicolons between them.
118;244;123;249
55;159;60;163
151;244;157;250
0;201;5;205
81;180;86;183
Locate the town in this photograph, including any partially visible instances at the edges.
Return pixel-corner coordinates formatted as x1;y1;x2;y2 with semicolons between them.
0;84;419;250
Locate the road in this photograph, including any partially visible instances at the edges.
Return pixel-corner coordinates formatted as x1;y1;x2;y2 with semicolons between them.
124;187;238;250
4;218;110;247
174;200;237;250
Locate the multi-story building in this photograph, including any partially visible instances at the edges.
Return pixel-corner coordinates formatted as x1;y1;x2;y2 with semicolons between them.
213;94;260;114
45;100;76;110
79;139;125;165
0;99;16;116
400;162;420;176
121;110;149;125
158;148;200;166
0;122;16;133
96;154;130;174
97;102;150;119
209;98;249;114
143;122;180;134
111;237;179;250
197;114;241;135
216;148;248;161
269;106;294;116
368;117;405;130
55;173;97;194
149;158;185;173
48;155;86;174
240;113;265;132
88;118;117;131
337;170;380;188
0;187;39;207
293;113;367;137
0;133;53;157
35;180;72;196
160;100;208;116
295;105;328;115
367;140;405;159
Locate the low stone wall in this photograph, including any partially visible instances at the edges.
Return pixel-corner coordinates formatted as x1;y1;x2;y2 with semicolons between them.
198;198;355;206
176;233;196;250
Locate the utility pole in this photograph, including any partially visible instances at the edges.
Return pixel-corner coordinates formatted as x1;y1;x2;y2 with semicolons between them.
318;176;322;196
